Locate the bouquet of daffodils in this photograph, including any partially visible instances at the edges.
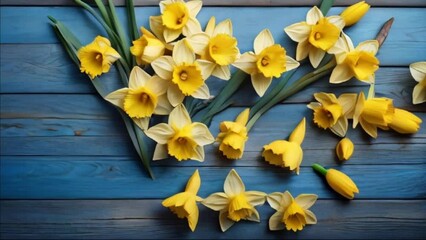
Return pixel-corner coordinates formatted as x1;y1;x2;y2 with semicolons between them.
50;0;422;233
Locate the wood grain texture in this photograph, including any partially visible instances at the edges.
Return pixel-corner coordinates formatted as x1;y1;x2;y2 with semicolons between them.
1;0;426;7
1;200;425;239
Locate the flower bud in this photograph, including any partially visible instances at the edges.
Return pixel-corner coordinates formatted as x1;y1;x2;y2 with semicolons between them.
388;108;422;134
336;137;354;161
340;1;370;27
130;27;165;65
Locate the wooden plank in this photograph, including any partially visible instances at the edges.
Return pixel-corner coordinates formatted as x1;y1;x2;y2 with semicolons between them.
0;157;425;199
1;200;425;239
1;7;425;68
1;0;426;7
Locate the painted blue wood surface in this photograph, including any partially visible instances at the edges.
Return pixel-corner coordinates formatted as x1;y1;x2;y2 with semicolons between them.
1;3;426;239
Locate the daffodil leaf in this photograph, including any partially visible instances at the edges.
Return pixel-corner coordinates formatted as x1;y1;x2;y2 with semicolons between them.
107;0;131;65
94;0;113;28
126;0;140;41
319;0;334;16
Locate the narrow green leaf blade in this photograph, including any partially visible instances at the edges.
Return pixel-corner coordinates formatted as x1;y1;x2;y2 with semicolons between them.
319;0;334;16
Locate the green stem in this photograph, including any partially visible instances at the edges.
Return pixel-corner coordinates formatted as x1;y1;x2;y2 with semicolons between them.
312;163;328;176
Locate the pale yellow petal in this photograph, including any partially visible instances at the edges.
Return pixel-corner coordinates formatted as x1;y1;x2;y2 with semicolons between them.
328;33;352;55
338;93;358;117
289;117;306;145
267;192;284;211
145;123;175;144
309;47;326;68
269;211;285;231
232;52;257;74
187;203;199;232
167;84;185;107
285;56;300;72
294;194;318;209
212;65;231;80
254;29;275;55
164;28;181;43
284;22;310;42
205;16;216;36
304;209;317;224
185;169;201;194
149;16;166;42
410;61;426;83
154;94;173;115
169;103;192;128
307;102;321;110
413;82;426;104
314;92;338;105
235;108;250;126
147;75;169;96
132;117;149;131
153;143;168;160
327;16;345;30
219;210;235;232
191;83;210;99
192;146;205;162
296;40;310;61
202;192;230;211
251;73;272;97
224;169;245;196
191;122;215;146
173;39;196;65
282;191;294;207
245;208;260;222
214;19;233;36
352;91;365;128
330;64;353;84
360;119;378;138
182;17;202;36
104;88;129;109
129;66;150;89
152;56;174;80
356;40;379;55
245;191;267;206
186;0;202;17
306;6;323;25
330;116;348;137
159;0;171;13
186;33;210;55
196;59;215;80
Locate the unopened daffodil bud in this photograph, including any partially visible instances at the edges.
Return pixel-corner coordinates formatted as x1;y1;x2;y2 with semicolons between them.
388;108;422;134
130;27;166;65
340;1;370;27
336;137;354;161
312;164;359;199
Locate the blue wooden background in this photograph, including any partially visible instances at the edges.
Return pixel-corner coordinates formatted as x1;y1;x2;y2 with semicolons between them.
1;1;425;239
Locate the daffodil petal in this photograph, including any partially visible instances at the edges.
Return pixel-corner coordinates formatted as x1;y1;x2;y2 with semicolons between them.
105;88;129;109
187;203;199;232
191;122;214;146
284;22;310;42
330;116;348;137
186;33;210;55
314;92;339;106
182;17;202;37
224;169;245;196
196;60;215;80
309;47;325;68
147;75;168;96
282;191;294;206
202;192;230;211
214;19;233;36
205;16;216;36
232;52;257;74
154;94;173;115
245;208;260;222
360;119;378;138
327;16;345;30
285;56;300;72
191;83;210;99
410;62;426;83
338;93;358;117
245;191;267;206
145;123;174;144
251;73;272;97
129;66;150;89
294;194;318;209
153;143;168;160
186;0;202;16
306;6;323;25
289;118;306;145
173;39;195;65
413;81;426;104
212;65;231;80
304;209;317;224
169;103;192;128
296;40;310;61
235;108;250;126
328;33;351;55
330;64;353;84
167;84;185;107
152;56;174;80
352;92;365;128
267;192;284;211
132;117;149;131
164;28;181;43
356;40;379;55
254;29;274;55
219;210;235;232
185;169;201;194
269;211;285;231
149;16;166;42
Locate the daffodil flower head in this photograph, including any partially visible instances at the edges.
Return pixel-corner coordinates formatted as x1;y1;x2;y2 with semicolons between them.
267;191;317;232
262;118;306;174
216;108;249;159
151;0;202;43
130;27;166;65
151;39;212;106
145;103;214;161
409;61;426;104
353;92;394;138
388;108;422;134
307;92;357;137
284;6;344;68
105;66;172;130
187;17;240;80
329;33;380;84
233;29;299;96
202;169;266;232
77;36;120;79
162;169;203;231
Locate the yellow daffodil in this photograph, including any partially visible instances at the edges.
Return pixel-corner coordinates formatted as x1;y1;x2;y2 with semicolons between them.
353;92;394;138
216;108;249;159
186;17;240;80
151;39;213;106
202;169;266;232
336;137;354;161
388;108;422;134
307;92;357;137
329;33;380;84
150;0;202;43
105;66;171;130
233;29;299;96
312;164;359;199
410;61;426;104
77;36;120;79
262;118;306;174
162;169;203;232
145;104;214;161
267;191;317;232
130;27;166;65
340;1;370;27
284;6;344;68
